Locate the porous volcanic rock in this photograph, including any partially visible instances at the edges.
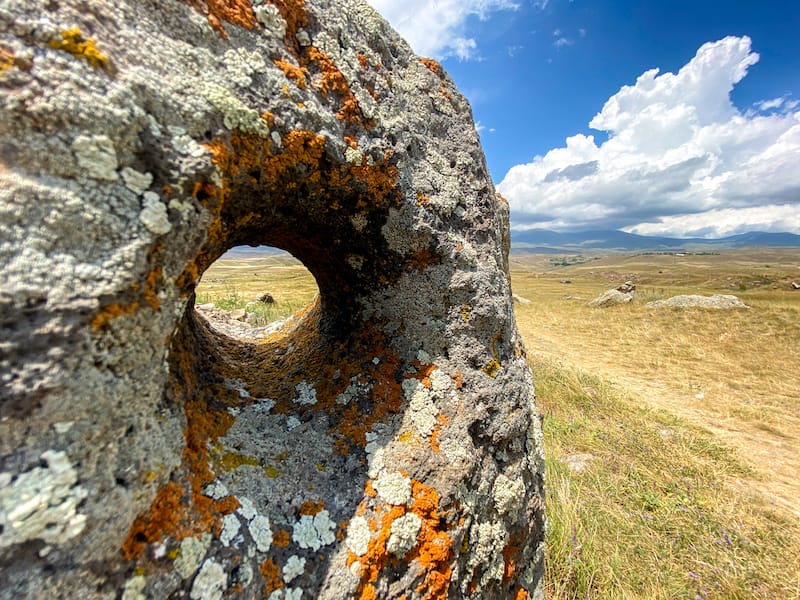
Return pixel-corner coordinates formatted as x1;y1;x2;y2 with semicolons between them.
0;1;545;598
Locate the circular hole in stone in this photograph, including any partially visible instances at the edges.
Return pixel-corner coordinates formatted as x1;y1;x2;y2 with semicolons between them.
193;245;319;333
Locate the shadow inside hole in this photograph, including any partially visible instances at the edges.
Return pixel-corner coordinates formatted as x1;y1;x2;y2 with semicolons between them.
157;245;409;598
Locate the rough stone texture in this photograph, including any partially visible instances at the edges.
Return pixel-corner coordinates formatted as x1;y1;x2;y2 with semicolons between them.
646;294;749;309
0;1;545;598
588;289;634;307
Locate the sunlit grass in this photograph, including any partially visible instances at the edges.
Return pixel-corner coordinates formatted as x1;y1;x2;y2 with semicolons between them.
195;253;318;326
536;358;800;599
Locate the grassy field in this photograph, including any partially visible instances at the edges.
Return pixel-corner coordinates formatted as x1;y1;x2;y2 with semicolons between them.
196;248;800;598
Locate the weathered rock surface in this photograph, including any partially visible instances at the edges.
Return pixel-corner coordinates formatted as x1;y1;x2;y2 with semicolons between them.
588;289;634;308
0;1;544;598
616;281;635;294
646;295;749;309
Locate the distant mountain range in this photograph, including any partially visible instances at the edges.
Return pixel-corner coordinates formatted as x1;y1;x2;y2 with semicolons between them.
223;230;800;258
510;229;800;253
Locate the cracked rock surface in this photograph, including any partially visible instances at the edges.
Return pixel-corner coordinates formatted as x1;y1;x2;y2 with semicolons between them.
0;0;545;597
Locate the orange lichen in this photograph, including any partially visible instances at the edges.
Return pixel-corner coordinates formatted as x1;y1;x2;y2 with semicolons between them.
0;47;20;74
344;135;358;149
408;248;439;274
49;27;109;70
305;46;366;124
179;0;256;39
121;322;241;560
93;246;165;329
299;499;325;516
502;535;522;583
452;371;463;389
420;58;444;78
260;558;284;594
273;529;291;547
91;301;140;330
350;479;453;599
121;482;184;560
264;0;308;42
274;58;309;89
357;53;370;70
515;588;530;600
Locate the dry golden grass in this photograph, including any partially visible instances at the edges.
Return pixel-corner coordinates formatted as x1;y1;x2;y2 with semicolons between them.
510;249;800;518
195;253;319;325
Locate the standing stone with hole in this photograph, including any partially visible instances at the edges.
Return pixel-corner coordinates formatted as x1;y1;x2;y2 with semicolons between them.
0;1;545;598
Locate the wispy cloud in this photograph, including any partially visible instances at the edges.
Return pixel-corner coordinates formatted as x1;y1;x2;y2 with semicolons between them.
497;36;800;237
366;0;518;60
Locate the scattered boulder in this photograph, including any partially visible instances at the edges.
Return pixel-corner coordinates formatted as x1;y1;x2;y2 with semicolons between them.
791;282;800;290
560;278;572;284
0;0;544;597
616;280;636;293
257;292;275;303
646;294;749;309
512;293;532;305
589;288;634;307
564;453;594;473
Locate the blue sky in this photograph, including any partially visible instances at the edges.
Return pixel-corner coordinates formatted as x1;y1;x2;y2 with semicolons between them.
366;0;800;237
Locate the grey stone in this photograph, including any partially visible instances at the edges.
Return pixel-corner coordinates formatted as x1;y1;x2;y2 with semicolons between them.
0;1;544;598
646;294;749;309
589;289;634;307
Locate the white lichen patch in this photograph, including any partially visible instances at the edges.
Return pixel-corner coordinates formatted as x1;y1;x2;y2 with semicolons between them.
345;515;371;556
190;559;226;600
168;126;207;158
286;416;301;431
387;512;421;557
121;167;153;195
222;48;267;88
0;450;87;549
253;2;286;37
139;192;172;235
403;378;438;438
336;376;360;405
72;134;118;181
203;83;269;135
466;520;508;588
439;437;471;462
121;574;147;600
293;381;317;405
282;554;306;583
292;509;336;551
175;534;211;579
285;588;303;600
236;496;257;521
203;481;230;500
429;369;452;395
492;473;525;515
373;471;412;506
250;514;273;552
219;513;241;546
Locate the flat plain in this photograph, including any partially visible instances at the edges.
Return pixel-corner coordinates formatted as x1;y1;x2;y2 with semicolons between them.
196;247;800;598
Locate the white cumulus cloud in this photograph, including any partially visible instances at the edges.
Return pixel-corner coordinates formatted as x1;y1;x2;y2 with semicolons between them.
366;0;518;60
497;36;800;237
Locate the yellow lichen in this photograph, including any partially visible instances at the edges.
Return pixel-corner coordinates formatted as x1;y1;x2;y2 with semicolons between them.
482;358;501;378
49;27;109;69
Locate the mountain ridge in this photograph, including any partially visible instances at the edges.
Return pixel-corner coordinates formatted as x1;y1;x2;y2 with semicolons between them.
510;229;800;252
